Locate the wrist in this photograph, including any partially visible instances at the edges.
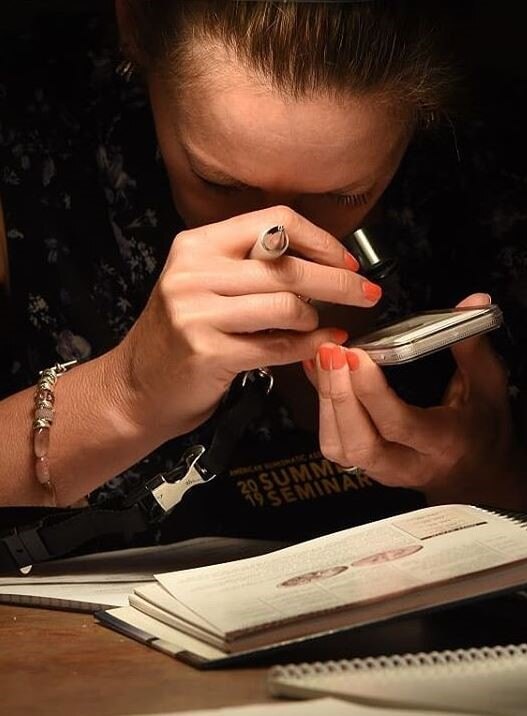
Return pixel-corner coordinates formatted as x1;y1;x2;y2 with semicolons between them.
97;343;164;443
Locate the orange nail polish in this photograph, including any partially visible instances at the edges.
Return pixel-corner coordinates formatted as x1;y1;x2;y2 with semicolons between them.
344;252;360;272
331;346;346;369
345;350;360;372
331;329;348;344
362;281;382;302
318;345;333;370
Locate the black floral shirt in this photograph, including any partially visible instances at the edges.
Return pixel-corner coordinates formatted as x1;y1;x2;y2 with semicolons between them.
1;13;526;542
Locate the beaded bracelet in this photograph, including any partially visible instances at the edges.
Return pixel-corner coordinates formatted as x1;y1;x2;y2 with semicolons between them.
32;360;77;504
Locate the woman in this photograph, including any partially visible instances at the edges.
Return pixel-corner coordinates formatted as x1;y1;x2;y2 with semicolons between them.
1;1;526;542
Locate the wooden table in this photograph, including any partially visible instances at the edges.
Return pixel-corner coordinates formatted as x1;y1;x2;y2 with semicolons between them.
0;605;271;716
2;594;526;715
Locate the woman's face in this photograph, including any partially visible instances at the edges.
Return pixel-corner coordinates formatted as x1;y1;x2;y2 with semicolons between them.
148;50;412;239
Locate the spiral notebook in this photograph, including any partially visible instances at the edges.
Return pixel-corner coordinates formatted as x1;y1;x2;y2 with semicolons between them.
268;643;527;716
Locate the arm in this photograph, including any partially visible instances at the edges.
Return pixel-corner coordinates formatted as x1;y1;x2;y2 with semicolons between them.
0;206;379;507
1;197;157;506
0;349;160;507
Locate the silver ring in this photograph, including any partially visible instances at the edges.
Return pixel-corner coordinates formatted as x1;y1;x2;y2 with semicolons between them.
241;367;274;394
340;465;363;476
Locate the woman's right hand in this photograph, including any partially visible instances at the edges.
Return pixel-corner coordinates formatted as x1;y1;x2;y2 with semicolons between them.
115;206;382;440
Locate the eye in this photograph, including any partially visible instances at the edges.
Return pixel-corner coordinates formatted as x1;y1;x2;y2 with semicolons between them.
195;173;250;194
327;192;370;208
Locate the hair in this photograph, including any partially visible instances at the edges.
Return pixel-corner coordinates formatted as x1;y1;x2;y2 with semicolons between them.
124;0;460;122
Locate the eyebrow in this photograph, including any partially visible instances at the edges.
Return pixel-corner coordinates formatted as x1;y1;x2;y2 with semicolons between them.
184;146;373;195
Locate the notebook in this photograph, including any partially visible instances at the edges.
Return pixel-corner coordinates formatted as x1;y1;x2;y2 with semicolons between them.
268;643;527;716
0;536;284;612
97;504;527;668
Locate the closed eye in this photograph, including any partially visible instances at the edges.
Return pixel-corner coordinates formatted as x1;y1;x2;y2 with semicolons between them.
325;192;370;208
195;173;251;193
195;171;371;207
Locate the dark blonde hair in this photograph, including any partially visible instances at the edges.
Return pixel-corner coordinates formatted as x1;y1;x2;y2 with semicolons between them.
125;0;458;120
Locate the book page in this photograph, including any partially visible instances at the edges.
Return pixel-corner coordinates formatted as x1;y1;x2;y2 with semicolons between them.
101;605;227;660
133;583;220;633
156;506;527;636
0;581;147;609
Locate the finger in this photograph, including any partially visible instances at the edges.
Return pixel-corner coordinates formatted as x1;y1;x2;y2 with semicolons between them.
201;255;382;308
316;343;377;467
314;344;344;464
441;370;468;408
302;359;318;388
225;327;349;373
212;293;319;333
450;293;508;395
451;293;491;361
346;348;460;453
456;292;492;309
171;206;360;270
318;345;422;484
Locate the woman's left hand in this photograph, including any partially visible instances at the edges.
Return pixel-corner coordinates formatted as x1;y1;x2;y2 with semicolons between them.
303;293;527;509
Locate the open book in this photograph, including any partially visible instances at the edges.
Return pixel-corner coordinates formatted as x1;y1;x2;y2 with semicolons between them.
97;505;527;667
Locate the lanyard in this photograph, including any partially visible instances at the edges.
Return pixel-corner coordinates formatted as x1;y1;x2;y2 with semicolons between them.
0;369;273;574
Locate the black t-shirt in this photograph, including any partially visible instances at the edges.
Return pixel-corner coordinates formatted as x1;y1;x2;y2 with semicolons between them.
1;13;526;542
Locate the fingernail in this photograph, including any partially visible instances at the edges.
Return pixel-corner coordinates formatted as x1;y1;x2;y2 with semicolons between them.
318;345;333;371
344;252;360;272
362;281;382;302
331;345;346;369
483;293;492;304
345;350;360;372
331;329;348;344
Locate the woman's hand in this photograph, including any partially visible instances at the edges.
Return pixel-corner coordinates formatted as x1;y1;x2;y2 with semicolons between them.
303;293;527;509
114;206;382;440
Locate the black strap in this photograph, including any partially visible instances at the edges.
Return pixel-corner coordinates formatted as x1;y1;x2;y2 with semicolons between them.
0;369;271;574
0;506;149;573
201;370;271;475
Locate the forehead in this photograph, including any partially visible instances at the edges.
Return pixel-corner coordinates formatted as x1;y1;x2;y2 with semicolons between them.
171;53;410;192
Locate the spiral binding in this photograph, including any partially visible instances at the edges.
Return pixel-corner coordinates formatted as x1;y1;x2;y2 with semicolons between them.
480;506;527;528
270;643;527;682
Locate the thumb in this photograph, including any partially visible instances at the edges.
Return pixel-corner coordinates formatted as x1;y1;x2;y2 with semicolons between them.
442;369;468;407
456;292;492;310
302;359;318;389
450;293;506;394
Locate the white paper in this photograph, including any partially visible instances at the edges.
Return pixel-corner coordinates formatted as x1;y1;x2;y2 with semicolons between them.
128;697;483;716
0;581;147;608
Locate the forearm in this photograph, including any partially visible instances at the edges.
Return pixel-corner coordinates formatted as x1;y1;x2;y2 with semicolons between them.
0;347;167;507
